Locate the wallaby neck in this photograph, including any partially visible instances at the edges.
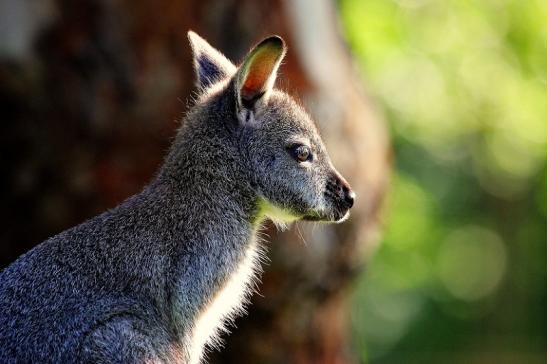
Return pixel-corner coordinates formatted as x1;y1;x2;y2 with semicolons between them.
154;130;260;229
139;123;265;333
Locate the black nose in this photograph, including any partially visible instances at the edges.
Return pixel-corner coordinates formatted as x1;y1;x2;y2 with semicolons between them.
330;174;355;208
343;185;355;208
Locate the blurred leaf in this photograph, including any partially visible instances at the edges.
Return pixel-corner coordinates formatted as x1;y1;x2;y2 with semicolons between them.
341;0;547;361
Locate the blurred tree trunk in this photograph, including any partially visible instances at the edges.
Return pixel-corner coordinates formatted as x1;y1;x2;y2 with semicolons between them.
0;0;389;363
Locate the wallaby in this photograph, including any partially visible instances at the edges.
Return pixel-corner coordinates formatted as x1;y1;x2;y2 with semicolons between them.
0;31;355;363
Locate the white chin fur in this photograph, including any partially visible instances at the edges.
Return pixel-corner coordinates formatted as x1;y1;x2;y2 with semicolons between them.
259;199;300;230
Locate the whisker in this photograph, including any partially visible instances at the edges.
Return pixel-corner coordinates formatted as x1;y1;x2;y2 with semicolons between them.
296;222;308;247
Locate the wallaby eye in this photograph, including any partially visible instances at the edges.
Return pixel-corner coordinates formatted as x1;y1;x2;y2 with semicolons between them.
288;144;312;163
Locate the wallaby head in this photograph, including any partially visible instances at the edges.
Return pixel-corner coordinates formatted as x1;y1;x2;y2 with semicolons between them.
185;31;355;224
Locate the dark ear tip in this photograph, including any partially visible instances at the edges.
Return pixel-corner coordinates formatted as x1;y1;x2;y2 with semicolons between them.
259;35;286;51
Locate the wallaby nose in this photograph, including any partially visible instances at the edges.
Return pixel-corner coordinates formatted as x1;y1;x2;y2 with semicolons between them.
332;174;355;208
343;185;355;208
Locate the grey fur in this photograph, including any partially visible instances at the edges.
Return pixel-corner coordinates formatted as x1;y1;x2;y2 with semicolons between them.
0;32;354;364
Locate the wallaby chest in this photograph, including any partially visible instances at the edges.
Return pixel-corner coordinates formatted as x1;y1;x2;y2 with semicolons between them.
184;239;260;364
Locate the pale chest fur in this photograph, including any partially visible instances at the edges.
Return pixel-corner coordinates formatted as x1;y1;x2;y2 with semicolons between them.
188;240;261;364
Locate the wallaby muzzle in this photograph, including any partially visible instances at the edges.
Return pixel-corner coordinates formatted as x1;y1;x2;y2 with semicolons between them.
325;172;355;220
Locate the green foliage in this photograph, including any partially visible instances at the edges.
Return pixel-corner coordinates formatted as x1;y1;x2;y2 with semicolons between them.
340;0;547;362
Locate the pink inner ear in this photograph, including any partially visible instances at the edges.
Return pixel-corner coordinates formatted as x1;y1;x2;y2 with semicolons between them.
241;49;278;100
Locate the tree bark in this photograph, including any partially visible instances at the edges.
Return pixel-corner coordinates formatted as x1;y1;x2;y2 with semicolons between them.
0;0;390;362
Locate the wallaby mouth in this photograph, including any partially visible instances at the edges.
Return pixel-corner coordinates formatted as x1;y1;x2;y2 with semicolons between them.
301;208;350;223
334;208;352;223
331;205;353;223
302;194;354;223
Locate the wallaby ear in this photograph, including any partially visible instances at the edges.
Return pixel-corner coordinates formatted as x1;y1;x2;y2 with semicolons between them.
235;36;286;117
188;31;236;89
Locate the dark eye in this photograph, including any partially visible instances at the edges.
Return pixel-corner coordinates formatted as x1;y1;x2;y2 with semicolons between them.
288;145;312;162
